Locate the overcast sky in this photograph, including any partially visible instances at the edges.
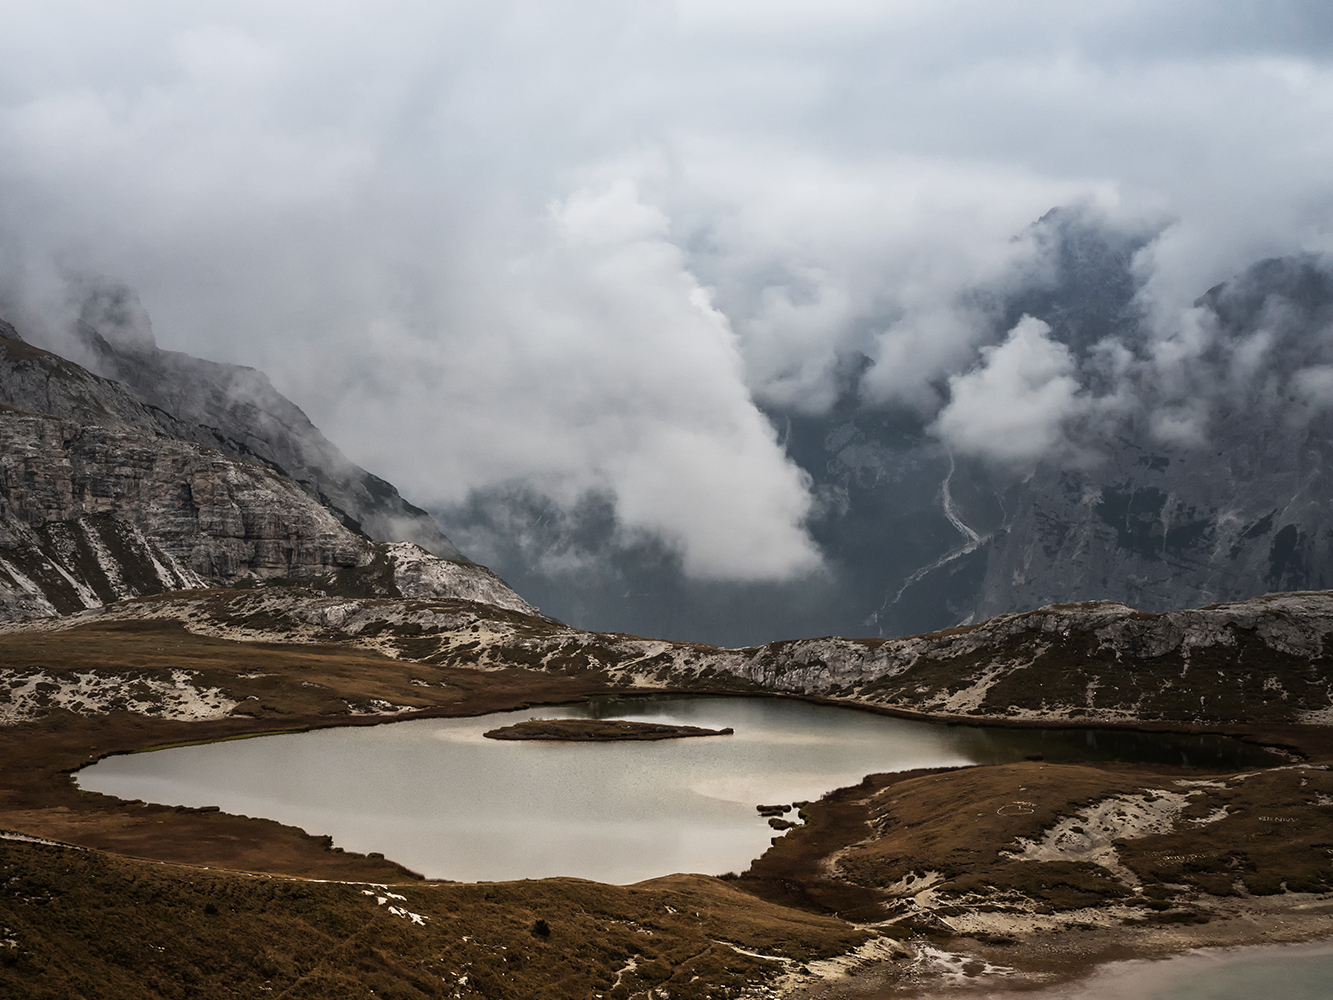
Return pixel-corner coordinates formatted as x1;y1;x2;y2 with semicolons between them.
2;1;1333;580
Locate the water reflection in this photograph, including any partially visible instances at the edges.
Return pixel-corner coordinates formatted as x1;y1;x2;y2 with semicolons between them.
78;696;1279;884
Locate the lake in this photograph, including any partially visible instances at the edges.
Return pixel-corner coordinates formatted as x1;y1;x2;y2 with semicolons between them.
1042;940;1333;1000
77;694;1278;884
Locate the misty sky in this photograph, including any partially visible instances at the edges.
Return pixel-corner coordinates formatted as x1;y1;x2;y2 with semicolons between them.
3;1;1333;583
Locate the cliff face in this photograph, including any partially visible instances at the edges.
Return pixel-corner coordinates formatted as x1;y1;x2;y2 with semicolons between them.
0;408;362;616
805;249;1333;636
70;319;465;560
962;255;1333;622
0;329;533;619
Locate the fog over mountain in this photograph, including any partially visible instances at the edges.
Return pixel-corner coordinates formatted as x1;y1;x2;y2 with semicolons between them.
445;212;1333;643
4;3;1333;642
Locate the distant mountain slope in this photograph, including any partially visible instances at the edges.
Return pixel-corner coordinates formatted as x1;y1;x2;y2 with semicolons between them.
0;326;532;620
968;253;1333;620
440;213;1333;646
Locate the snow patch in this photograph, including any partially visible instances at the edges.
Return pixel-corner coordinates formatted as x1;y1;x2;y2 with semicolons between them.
387;905;428;925
1004;788;1231;881
360;889;426;925
0;668;237;724
1006;790;1191;869
0;831;77;848
915;944;1014;982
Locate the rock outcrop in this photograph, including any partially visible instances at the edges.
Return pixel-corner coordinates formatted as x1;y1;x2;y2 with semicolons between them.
69;310;464;559
18;587;1329;728
0;327;533;619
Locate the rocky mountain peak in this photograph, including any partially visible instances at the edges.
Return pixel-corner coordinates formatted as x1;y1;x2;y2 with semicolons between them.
65;300;465;562
77;282;158;353
0;318;533;621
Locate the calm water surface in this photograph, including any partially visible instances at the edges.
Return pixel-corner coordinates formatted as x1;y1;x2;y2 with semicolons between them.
1040;941;1333;1000
77;695;1277;884
1148;948;1333;1000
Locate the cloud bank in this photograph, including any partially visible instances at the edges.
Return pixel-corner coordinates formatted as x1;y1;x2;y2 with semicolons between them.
2;1;1333;578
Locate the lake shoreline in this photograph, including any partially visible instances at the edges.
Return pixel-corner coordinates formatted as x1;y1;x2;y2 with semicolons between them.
2;614;1330;999
803;922;1333;999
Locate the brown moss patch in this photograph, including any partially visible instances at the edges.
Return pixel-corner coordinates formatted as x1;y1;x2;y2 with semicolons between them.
1117;766;1333;896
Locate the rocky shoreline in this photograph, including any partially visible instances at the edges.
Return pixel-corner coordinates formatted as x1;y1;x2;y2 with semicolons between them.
739;755;1333;996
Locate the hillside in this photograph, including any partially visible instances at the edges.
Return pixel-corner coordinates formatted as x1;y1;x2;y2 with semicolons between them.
9;585;1326;729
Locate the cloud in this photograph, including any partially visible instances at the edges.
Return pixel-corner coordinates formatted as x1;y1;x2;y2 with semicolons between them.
1294;364;1333;407
931;316;1092;464
292;178;821;580
2;2;1333;579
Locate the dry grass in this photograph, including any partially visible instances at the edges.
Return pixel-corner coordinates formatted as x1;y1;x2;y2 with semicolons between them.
739;757;1333;932
3;613;1333;997
0;839;866;1000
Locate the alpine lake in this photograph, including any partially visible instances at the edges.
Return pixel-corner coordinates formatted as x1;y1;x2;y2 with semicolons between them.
78;694;1279;884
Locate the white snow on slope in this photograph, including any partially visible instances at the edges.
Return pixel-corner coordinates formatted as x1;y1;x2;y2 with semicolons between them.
0;668;237;724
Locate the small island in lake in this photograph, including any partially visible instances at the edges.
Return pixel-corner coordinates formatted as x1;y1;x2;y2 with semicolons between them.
483;718;734;741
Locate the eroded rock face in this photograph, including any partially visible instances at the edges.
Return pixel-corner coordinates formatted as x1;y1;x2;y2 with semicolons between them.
70;315;464;560
858;252;1333;631
717;593;1333;725
1;408;364;612
0;329;534;619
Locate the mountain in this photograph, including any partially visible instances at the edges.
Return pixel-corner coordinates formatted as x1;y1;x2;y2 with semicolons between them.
0;321;531;620
438;213;1333;646
968;254;1333;619
74;285;463;559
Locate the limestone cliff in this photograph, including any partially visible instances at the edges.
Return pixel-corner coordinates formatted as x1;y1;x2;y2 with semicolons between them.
0;329;533;619
69;310;464;559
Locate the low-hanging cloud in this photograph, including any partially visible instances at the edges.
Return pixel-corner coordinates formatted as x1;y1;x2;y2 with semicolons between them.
2;2;1333;579
932;317;1091;464
321;179;822;580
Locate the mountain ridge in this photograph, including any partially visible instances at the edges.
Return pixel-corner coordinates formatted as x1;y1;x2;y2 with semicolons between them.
8;585;1326;730
68;290;464;560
